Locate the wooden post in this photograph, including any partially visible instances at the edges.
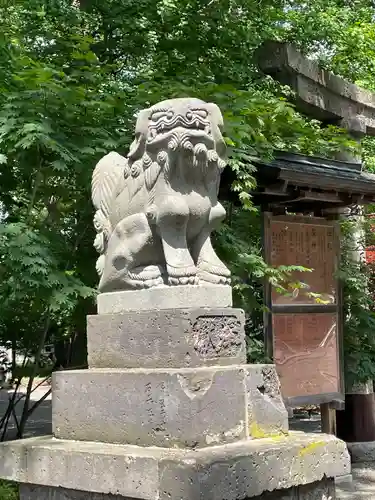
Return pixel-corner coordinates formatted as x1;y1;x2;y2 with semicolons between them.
336;382;375;442
321;403;337;435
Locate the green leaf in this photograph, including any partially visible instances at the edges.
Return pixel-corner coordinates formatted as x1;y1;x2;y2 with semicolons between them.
50;160;67;171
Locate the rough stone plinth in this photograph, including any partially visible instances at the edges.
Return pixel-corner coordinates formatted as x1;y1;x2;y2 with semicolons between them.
0;434;349;500
246;365;288;439
251;479;335;499
19;479;335;500
87;308;245;369
52;365;288;447
20;486;124;500
96;285;232;314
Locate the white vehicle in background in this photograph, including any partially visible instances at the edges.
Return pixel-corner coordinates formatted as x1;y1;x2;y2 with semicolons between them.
26;345;55;367
0;347;12;388
0;343;55;387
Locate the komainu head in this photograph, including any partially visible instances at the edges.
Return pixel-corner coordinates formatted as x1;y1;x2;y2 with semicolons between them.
127;98;227;177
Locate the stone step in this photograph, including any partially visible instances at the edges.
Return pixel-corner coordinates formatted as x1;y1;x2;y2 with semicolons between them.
52;365;288;448
87;307;245;369
96;285;233;314
0;433;350;500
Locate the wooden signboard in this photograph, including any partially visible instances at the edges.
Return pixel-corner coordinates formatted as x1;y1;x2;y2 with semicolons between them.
270;218;336;305
263;214;344;407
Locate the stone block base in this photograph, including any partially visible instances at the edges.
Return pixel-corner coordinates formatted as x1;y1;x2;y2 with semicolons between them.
20;485;124;499
0;433;350;500
97;285;232;314
251;479;335;499
87;307;246;369
52;365;288;447
19;479;335;499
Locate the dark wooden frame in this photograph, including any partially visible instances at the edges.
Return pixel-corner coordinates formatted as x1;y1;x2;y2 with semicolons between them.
263;212;345;409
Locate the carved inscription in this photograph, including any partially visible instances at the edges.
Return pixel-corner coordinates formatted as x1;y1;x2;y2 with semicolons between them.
269;218;337;305
192;316;242;358
145;380;167;434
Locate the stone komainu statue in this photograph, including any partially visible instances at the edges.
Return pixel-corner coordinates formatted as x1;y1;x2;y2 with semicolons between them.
92;98;231;292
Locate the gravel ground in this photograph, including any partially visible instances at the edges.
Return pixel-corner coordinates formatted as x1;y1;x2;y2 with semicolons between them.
337;464;375;499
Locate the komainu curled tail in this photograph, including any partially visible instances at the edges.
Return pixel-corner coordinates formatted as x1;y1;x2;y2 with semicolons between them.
91;151;127;277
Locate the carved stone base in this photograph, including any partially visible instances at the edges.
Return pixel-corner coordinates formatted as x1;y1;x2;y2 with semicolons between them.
52;364;288;447
19;479;335;500
0;296;351;499
20;486;123;500
96;284;232;314
87;308;246;369
2;435;349;500
251;479;336;499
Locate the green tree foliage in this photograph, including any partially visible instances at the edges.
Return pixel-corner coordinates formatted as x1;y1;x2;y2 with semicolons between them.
0;0;375;402
0;480;17;500
339;216;375;386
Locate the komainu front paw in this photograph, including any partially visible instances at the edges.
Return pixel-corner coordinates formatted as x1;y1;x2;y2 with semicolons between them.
128;265;164;289
167;264;198;286
197;260;231;285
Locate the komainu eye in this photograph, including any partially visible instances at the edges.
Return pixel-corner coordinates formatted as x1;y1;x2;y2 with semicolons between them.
194;109;208;118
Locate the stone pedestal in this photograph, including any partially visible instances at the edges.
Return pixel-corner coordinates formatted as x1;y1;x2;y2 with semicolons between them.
3;435;344;499
0;287;350;499
19;480;336;500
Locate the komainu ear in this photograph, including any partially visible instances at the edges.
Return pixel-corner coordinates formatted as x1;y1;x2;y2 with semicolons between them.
206;102;224;129
205;103;226;160
128;108;150;160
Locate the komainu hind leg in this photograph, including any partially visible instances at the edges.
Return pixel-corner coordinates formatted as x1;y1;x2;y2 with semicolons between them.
191;202;231;285
99;213;164;292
